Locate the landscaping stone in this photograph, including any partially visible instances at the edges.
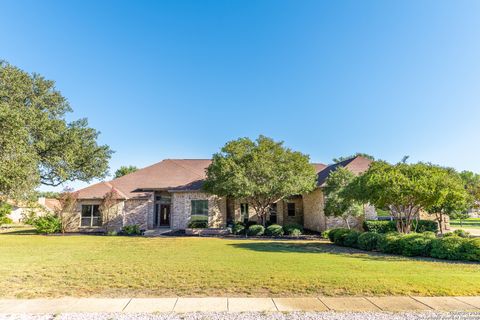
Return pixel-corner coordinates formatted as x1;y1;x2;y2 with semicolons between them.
228;298;277;312
413;297;479;311
321;297;380;311
273;298;328;311
174;298;227;313
366;297;432;312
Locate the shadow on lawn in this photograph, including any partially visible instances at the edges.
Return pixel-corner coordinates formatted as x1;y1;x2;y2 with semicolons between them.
228;241;479;265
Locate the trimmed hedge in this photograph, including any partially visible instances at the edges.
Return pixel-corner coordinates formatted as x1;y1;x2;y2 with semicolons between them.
357;232;383;251
327;228;479;262
188;220;208;228
363;219;438;233
283;223;303;236
265;224;284;237
363;220;396;233
247;224;265;236
232;222;245;235
430;236;465;260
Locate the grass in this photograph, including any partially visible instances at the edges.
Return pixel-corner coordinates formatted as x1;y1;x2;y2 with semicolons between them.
0;233;479;298
450;218;480;229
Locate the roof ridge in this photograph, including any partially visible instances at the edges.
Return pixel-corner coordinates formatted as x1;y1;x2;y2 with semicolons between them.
104;181;129;199
168;159;206;179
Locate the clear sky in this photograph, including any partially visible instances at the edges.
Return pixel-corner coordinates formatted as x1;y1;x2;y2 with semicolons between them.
1;0;480;191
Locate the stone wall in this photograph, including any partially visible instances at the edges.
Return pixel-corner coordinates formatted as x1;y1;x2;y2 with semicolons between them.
71;198;150;232
302;188;326;232
123;198;151;230
171;192;227;230
281;197;303;225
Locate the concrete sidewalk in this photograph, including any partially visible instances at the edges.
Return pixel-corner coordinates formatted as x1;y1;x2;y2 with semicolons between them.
0;296;479;314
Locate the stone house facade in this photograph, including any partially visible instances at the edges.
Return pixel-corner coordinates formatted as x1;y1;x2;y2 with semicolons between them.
73;157;374;233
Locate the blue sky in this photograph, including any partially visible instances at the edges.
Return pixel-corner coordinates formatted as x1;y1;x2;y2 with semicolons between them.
1;0;480;191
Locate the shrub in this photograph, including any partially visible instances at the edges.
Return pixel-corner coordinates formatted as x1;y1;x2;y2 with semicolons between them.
122;224;141;235
327;228;348;242
332;228;351;246
232;222;245;235
245;221;258;228
357;232;382;251
343;230;361;248
377;232;402;254
0;216;13;225
33;215;61;234
247;224;265;236
283;223;303;236
188;220;208;228
399;233;433;257
363;220;396;233
453;229;470;238
321;230;330;239
412;220;438;233
265;224;284;237
461;238;480;262
430;236;466;260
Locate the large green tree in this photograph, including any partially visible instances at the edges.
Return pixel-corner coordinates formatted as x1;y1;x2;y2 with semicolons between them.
425;167;470;234
0;61;112;199
323;167;364;229
114;165;138;179
204;136;317;226
344;161;439;233
459;170;480;208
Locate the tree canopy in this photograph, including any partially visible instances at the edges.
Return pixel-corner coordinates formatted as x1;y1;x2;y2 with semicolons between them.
343;161;470;233
0;61;112;199
114;165;138;179
323;167;363;229
333;153;375;163
204;135;317;225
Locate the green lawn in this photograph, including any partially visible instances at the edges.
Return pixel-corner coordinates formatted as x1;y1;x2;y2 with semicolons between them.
450;218;480;229
0;233;479;298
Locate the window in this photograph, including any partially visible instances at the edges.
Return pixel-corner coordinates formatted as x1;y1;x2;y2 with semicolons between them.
287;203;296;216
240;203;249;223
81;205;101;227
269;203;277;223
191;200;208;222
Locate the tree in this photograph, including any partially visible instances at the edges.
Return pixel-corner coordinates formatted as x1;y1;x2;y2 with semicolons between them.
0;201;13;225
323;167;364;229
0;61;112;199
343;161;439;233
55;190;79;233
459;170;480;209
100;188;121;232
333;153;375;163
425;167;470;234
114;165;138;178
204;136;317;226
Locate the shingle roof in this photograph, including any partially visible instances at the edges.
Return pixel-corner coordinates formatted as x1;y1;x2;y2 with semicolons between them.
76;158;369;200
316;156;372;186
76;159;212;199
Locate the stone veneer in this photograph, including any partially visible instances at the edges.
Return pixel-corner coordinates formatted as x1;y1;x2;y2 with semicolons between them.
302;188;326;232
171;192;227;230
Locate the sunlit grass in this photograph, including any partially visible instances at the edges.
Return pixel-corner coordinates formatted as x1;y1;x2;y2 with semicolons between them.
0;235;479;298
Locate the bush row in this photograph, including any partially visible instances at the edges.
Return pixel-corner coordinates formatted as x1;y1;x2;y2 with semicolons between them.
327;228;479;262
363;220;438;233
232;222;304;237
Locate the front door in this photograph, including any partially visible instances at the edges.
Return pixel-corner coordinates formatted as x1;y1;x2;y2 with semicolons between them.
159;204;170;227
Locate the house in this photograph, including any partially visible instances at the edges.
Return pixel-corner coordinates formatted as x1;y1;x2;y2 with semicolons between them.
72;156;374;232
6;197;60;223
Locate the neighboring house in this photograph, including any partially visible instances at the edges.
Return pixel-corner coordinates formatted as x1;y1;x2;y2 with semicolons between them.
73;156;374;232
7;197;60;223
